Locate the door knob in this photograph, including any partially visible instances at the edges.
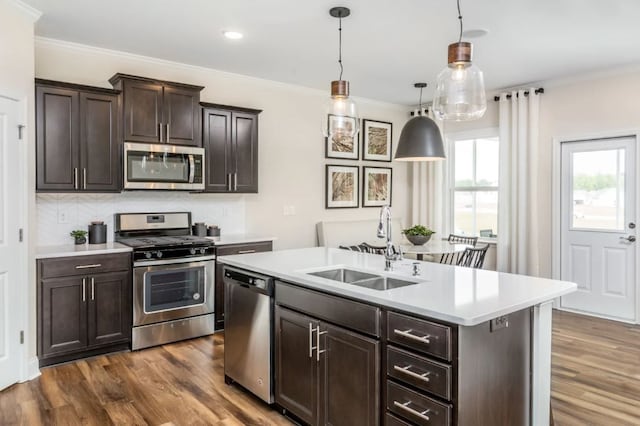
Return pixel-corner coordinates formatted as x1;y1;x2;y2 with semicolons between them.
620;235;636;243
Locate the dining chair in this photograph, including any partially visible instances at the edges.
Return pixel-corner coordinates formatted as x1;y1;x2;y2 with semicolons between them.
440;234;479;264
456;244;489;269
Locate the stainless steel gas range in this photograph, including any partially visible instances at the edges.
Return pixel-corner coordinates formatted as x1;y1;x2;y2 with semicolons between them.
115;212;215;350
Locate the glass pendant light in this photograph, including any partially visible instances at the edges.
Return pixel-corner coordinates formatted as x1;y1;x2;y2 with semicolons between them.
432;0;487;121
322;7;359;140
395;83;446;161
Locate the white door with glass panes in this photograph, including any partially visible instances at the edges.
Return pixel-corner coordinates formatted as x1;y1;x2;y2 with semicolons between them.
560;137;637;321
0;97;22;390
451;134;499;238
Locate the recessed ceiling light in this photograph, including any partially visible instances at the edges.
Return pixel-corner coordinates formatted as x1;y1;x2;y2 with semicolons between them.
462;28;489;39
223;31;243;40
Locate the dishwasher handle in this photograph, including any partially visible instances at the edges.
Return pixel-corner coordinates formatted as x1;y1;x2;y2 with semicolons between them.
224;267;274;295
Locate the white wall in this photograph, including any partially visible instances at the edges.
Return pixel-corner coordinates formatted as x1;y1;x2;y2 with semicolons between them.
34;38;411;250
0;0;39;375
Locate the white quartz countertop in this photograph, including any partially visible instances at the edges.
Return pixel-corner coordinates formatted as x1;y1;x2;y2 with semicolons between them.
206;234;277;246
35;242;133;259
218;247;577;326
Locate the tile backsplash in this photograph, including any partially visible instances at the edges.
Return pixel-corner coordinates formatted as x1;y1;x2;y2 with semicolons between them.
36;192;246;246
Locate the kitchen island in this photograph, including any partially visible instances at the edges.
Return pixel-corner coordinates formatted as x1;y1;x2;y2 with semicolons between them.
218;247;576;426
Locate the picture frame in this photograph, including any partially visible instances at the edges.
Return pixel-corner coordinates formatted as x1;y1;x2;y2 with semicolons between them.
362;119;392;162
325;165;359;209
362;166;392;207
325;114;359;160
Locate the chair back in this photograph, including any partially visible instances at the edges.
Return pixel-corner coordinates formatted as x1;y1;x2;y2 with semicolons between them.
456;244;489;269
339;243;388;255
447;234;478;246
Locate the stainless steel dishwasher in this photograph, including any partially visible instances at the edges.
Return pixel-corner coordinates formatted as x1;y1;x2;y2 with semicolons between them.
223;266;274;403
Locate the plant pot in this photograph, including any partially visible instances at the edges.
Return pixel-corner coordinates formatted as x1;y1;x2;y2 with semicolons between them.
74;236;87;245
405;234;432;246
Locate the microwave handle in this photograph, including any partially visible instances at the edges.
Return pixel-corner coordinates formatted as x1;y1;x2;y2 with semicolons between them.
188;154;195;183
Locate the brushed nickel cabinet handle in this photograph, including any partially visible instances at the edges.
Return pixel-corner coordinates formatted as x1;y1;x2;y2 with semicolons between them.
73;168;78;189
82;277;86;302
237;250;256;254
394;329;431;344
393;365;431;383
227;174;232;192
316;328;327;362
158;123;163;142
75;264;102;269
83;168;87;190
234;172;238;191
166;123;170;142
393;401;431;422
91;277;95;301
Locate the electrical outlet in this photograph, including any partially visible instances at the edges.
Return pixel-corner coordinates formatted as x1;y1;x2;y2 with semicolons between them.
283;205;296;216
289;205;296;216
57;208;69;224
490;316;509;332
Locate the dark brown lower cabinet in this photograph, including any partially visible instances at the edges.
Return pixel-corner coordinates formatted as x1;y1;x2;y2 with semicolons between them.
37;253;132;367
275;305;380;426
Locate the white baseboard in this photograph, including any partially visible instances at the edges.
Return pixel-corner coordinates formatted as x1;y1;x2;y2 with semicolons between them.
20;356;40;382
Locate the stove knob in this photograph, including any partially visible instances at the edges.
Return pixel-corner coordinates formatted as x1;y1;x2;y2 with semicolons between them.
156;251;163;258
190;248;196;255
199;248;206;255
145;252;152;259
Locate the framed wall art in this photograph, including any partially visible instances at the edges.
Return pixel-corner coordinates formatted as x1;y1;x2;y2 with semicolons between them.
362;119;392;162
362;166;392;207
325;114;359;159
325;165;359;209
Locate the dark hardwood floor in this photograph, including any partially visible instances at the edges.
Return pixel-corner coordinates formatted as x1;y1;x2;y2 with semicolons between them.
1;310;639;425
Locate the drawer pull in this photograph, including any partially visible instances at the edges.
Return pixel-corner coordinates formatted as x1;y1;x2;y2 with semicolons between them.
393;401;431;422
394;328;431;344
237;250;256;254
75;264;102;269
393;365;431;383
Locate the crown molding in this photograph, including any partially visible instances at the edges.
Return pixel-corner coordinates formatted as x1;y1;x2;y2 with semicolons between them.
7;0;42;22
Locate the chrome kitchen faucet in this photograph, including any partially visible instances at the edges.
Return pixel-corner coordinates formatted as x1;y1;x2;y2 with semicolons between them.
377;205;402;271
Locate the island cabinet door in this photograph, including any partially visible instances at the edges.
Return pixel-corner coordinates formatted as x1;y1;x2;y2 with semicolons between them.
319;323;380;426
275;306;320;426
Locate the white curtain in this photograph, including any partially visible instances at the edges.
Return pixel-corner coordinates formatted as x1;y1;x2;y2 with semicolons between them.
409;109;450;237
497;89;541;275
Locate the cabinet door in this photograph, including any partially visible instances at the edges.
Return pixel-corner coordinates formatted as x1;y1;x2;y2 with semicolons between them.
123;80;163;143
36;86;79;191
164;85;201;146
79;92;120;191
87;271;131;347
202;108;232;192
320;323;380;426
275;306;320;426
40;277;87;357
231;112;258;193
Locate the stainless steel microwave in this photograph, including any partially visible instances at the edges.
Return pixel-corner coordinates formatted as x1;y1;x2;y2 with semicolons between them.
124;143;205;190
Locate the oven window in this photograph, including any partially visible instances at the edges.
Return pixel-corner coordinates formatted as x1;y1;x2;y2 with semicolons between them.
144;266;205;313
128;150;189;182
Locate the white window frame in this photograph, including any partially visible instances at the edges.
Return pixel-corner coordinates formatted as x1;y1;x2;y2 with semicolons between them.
447;128;500;239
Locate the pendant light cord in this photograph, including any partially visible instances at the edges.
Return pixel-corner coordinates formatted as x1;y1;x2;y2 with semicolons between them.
419;87;423;112
338;16;344;80
457;0;463;43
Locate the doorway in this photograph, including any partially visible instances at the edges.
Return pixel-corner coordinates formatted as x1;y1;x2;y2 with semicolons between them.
559;136;637;322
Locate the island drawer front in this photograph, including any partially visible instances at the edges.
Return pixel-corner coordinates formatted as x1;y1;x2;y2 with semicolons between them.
216;241;273;256
275;282;380;337
385;412;413;426
387;312;452;361
387;381;451;426
387;346;451;401
39;253;132;279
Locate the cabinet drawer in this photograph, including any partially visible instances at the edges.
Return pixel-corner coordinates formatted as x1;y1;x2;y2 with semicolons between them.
387;381;452;426
39;253;132;279
216;241;272;256
387;346;451;401
387;312;452;361
385;413;413;426
276;282;380;337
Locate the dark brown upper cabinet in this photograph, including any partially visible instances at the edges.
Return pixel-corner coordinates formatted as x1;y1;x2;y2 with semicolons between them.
201;103;260;193
36;79;120;192
110;74;203;147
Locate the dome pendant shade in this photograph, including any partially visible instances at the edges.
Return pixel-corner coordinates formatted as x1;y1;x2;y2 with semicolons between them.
394;115;446;161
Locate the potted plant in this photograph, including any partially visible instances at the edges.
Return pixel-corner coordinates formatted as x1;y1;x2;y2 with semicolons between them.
402;225;435;246
70;229;88;245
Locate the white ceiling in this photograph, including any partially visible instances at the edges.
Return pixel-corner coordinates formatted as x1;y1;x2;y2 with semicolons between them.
23;0;640;105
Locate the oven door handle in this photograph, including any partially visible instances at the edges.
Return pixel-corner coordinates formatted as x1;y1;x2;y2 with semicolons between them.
134;255;215;267
188;154;195;183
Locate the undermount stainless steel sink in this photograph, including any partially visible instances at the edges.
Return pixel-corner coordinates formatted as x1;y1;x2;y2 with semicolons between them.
307;268;419;291
308;268;380;283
